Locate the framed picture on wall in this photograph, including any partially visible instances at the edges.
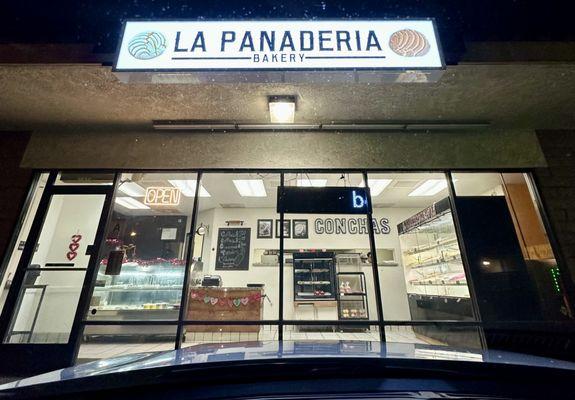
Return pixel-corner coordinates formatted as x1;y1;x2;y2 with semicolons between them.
292;219;308;239
275;219;291;238
257;219;273;238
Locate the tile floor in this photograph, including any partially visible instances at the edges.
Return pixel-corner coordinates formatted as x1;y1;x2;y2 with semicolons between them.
77;326;430;361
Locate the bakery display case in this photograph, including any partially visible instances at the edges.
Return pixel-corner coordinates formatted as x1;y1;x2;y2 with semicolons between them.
86;261;185;337
336;272;368;320
398;199;470;299
293;252;336;301
397;198;475;344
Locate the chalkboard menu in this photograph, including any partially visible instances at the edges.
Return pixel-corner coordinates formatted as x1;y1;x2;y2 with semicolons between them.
215;228;251;270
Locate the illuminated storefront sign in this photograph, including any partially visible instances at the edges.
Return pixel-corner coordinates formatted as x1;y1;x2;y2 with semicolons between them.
277;187;372;214
115;20;443;71
144;187;181;206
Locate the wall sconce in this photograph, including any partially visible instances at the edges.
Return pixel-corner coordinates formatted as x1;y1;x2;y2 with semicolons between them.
268;95;296;123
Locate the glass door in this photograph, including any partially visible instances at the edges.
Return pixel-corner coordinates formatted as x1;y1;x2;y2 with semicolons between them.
0;173;114;373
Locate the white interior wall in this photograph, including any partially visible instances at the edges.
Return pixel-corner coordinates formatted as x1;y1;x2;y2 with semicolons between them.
196;207;419;321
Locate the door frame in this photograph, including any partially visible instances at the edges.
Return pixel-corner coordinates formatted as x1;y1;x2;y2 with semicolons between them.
0;171;117;373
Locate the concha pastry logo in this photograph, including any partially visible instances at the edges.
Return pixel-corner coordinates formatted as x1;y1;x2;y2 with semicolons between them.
128;31;167;60
389;29;430;57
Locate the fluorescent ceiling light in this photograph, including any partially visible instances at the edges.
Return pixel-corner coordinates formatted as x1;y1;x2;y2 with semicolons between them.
408;179;448;197
233;179;267;197
296;179;328;187
118;181;146;197
168;180;210;197
268;97;296;123
115;197;150;210
366;179;393;196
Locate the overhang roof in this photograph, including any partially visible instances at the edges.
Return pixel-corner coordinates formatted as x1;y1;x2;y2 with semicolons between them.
1;61;575;133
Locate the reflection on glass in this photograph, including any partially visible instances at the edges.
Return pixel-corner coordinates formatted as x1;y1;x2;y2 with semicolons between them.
452;172;572;321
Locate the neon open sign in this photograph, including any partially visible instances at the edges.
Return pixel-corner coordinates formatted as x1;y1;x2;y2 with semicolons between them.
144;187;181;206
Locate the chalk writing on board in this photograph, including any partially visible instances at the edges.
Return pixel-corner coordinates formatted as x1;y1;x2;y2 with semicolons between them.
215;228;250;270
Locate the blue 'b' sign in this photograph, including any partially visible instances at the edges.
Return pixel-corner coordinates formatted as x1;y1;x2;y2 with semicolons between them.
352;190;368;209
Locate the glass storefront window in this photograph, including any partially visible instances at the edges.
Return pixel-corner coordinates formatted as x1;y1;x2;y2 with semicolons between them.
368;172;479;348
183;172;280;346
0;173;48;314
282;173;380;340
86;173;197;325
452;172;572;321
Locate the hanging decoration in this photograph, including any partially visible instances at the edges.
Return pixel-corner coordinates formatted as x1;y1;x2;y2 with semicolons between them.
189;290;263;307
66;234;82;261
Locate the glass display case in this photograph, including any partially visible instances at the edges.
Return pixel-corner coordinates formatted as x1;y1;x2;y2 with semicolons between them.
293;252;336;301
88;260;185;319
398;199;470;299
337;272;368;320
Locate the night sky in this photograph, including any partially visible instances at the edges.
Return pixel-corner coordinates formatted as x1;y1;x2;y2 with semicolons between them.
1;0;575;57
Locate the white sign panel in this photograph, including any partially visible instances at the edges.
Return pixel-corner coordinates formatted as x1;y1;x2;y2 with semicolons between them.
115;20;443;71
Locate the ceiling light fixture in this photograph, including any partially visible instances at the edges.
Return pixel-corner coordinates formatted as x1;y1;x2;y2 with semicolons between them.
233;179;267;197
168;180;210;197
115;197;150;210
408;179;448;197
118;181;146;197
296;179;328;187
268;95;296;124
366;179;393;196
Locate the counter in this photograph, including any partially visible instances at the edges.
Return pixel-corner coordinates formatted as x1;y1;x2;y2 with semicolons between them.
186;287;264;333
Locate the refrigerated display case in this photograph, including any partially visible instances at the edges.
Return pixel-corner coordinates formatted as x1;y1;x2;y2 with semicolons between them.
398;198;475;326
84;260;185;339
293;252;336;301
398;198;470;300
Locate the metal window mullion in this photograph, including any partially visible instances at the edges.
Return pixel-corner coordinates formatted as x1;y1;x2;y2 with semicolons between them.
176;172;202;349
362;171;386;343
278;173;285;341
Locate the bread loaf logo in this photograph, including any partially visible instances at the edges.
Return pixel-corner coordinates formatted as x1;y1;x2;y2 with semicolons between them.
389;29;430;57
128;31;167;60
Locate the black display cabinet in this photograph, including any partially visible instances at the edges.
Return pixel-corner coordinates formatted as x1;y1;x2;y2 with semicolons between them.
293;252;336;301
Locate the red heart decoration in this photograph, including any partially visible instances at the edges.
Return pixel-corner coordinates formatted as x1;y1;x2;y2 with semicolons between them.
71;235;82;243
68;243;80;252
66;251;77;261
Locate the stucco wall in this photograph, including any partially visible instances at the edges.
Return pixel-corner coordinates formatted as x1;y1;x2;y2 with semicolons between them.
21;128;545;170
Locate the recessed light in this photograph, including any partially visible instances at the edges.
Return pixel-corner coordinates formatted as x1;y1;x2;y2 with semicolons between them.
118;182;145;197
233;179;267;197
168;180;210;197
115;197;150;210
365;179;393;196
408;179;448;197
296;179;327;187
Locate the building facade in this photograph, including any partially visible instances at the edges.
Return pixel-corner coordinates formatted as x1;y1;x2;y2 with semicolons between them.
1;21;575;374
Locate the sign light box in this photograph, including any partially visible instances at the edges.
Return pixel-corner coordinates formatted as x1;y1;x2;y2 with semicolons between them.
277;187;372;215
115;20;443;71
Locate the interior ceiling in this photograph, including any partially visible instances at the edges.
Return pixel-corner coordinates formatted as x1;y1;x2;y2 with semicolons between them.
112;172;503;216
1;62;575;133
